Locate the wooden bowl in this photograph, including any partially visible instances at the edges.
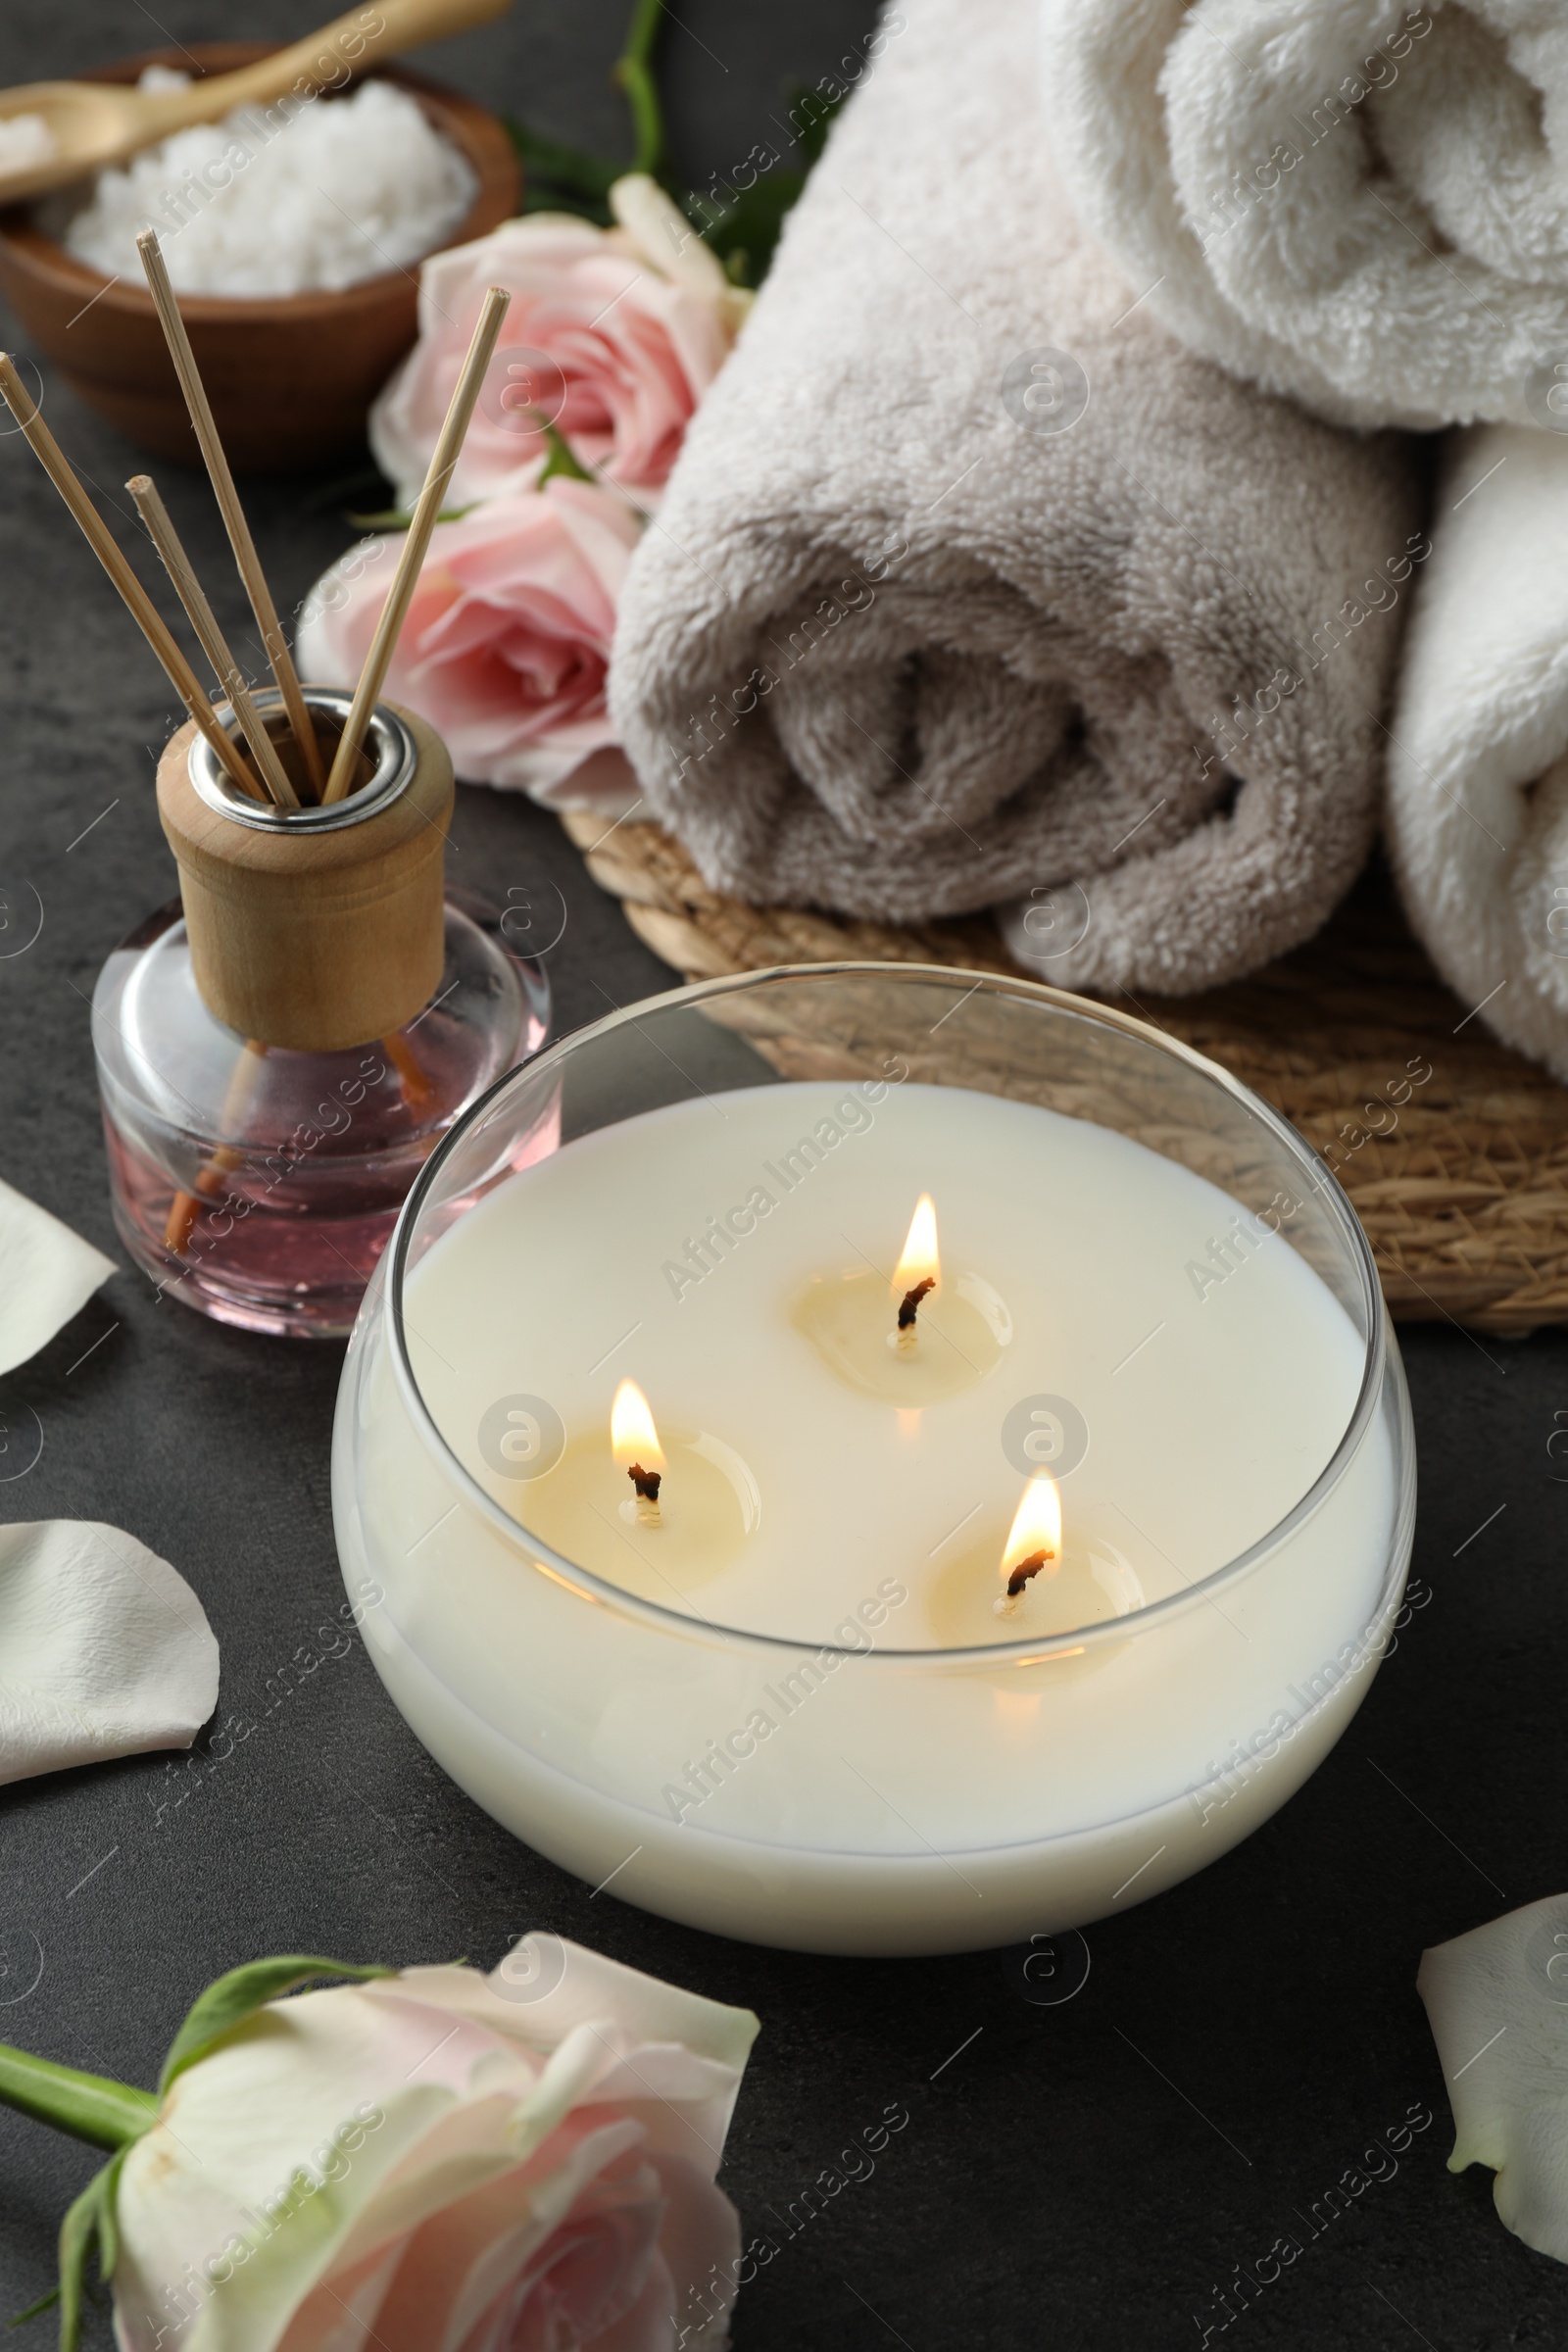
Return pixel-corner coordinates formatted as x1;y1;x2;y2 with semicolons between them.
0;44;520;474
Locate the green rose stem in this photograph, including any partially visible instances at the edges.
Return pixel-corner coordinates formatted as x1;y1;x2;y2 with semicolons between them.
613;0;667;180
0;2043;156;2152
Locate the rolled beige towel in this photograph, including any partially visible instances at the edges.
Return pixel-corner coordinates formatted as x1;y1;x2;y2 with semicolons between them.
607;0;1424;993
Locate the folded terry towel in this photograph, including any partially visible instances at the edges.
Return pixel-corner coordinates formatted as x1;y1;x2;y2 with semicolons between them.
608;0;1421;991
1386;427;1568;1078
1039;0;1568;432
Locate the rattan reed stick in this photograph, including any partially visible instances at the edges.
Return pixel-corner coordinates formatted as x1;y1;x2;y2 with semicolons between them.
127;475;300;810
163;1038;269;1253
320;284;512;806
0;354;261;802
136;229;325;797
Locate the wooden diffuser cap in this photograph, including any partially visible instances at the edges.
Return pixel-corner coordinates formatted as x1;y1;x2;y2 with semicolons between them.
157;691;454;1053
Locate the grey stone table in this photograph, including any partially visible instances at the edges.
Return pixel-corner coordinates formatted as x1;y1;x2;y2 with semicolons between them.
0;6;1565;2347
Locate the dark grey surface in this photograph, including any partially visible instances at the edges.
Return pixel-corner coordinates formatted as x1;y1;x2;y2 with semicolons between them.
1;7;1566;2349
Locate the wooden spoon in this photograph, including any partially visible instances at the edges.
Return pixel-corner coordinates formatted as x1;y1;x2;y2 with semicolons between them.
0;0;515;208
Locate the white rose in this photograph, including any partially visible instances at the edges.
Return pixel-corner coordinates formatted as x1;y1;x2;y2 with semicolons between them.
103;1937;758;2351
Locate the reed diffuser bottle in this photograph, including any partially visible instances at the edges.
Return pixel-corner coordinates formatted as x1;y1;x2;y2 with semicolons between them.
94;689;549;1339
0;231;528;1336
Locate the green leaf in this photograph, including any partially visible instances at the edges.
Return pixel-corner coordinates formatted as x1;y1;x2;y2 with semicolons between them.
503;118;620;201
343;506;474;531
159;1956;393;2096
46;2147;130;2351
92;2151;126;2286
55;2167;110;2352
504;119;618;223
537;422;594;487
694;172;807;290
9;2285;60;2328
784;79;848;167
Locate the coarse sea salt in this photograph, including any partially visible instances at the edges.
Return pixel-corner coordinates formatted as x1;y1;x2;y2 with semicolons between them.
62;74;476;297
0;115;56;172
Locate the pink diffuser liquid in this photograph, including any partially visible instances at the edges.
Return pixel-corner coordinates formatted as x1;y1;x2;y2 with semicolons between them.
94;897;552;1338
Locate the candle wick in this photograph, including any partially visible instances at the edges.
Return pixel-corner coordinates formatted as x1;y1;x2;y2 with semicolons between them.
897;1276;935;1341
627;1461;662;1527
1004;1546;1054;1599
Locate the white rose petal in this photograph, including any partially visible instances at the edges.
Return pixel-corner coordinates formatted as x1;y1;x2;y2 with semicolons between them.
407;1936;759;2155
0;1174;115;1376
610;172;726;294
0;1521;219;1787
1418;1892;1568;2263
611;172;754;333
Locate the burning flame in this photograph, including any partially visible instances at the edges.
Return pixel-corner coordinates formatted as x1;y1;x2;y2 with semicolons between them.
611;1379;665;1472
891;1193;940;1300
1000;1475;1062;1599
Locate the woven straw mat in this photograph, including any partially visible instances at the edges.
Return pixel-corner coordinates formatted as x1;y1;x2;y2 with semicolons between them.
560;810;1568;1336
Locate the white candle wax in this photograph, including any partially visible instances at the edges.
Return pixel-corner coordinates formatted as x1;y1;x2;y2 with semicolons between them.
335;1078;1410;1955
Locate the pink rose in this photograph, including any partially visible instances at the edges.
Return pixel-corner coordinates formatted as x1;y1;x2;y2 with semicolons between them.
298;478;642;807
110;1936;759;2352
371;176;745;512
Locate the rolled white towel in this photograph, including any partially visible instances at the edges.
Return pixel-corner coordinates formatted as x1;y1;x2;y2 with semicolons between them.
609;0;1423;991
1039;0;1568;430
1386;425;1568;1076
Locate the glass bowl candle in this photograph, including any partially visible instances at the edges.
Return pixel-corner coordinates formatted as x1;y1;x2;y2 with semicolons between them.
333;965;1415;1957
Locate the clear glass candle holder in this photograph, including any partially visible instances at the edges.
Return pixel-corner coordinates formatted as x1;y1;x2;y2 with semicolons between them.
333;965;1415;1956
94;896;550;1340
